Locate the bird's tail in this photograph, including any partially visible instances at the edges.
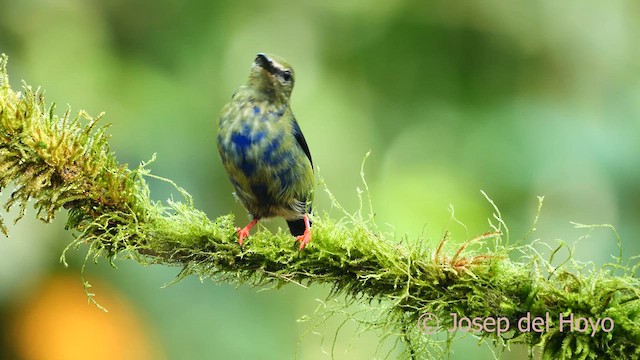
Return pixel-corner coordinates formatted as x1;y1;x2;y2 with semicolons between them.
287;217;311;236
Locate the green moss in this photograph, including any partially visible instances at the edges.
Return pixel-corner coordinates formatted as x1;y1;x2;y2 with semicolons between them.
1;53;639;359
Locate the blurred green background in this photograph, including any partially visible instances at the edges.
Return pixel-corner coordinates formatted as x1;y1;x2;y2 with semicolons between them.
1;0;639;359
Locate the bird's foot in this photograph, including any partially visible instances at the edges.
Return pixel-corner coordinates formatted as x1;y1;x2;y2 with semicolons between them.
296;230;311;250
236;219;258;246
236;227;249;246
295;215;312;250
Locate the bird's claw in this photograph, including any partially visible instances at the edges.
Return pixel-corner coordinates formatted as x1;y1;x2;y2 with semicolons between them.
236;226;250;246
236;218;259;246
296;230;312;250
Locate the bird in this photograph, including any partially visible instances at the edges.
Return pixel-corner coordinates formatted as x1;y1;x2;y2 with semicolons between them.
216;53;314;250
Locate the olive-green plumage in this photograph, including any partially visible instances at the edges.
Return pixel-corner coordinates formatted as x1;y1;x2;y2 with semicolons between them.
217;53;313;249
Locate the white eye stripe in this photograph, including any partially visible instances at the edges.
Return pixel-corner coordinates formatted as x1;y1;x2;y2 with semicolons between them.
271;60;282;68
269;61;292;79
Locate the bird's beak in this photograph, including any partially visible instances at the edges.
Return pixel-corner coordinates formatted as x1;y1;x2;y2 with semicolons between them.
254;53;274;73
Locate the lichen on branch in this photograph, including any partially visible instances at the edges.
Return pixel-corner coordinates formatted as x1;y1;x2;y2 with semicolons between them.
1;54;639;359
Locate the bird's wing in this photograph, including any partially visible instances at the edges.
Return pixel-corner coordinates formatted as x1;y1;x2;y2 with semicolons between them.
291;118;313;169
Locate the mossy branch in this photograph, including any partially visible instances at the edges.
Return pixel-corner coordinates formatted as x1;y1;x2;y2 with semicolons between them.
1;54;639;359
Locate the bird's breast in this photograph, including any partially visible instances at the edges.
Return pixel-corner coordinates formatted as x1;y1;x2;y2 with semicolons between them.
217;97;313;219
218;101;293;176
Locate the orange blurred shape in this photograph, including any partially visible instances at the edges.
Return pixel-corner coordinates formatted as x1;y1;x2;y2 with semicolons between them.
9;275;162;360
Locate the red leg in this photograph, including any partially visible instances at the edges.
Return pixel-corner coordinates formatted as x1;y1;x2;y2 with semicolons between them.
295;215;312;250
236;219;258;246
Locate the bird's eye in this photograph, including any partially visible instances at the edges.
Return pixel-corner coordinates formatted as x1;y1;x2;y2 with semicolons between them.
281;71;292;82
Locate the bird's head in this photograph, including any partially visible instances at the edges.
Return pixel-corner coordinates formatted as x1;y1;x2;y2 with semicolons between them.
246;53;295;101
